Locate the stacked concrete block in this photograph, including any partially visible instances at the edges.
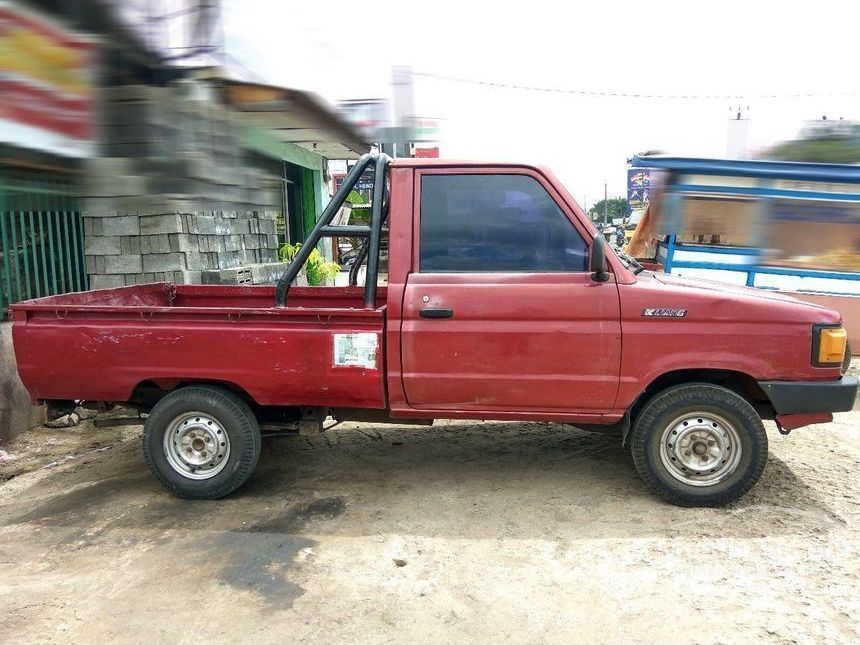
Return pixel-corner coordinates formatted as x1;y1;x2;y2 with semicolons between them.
84;208;284;288
83;84;286;289
201;262;303;286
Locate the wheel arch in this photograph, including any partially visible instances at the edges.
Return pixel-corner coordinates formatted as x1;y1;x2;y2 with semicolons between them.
623;368;773;444
130;378;258;410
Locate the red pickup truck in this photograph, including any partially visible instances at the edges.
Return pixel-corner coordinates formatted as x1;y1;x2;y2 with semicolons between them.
11;154;857;506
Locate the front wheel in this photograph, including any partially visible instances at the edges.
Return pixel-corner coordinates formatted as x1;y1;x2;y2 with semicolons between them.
143;385;261;499
630;383;768;507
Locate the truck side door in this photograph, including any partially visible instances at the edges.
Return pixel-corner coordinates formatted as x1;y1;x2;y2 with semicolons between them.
400;168;622;414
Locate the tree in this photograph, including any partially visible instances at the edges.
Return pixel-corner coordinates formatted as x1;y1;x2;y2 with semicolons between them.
587;197;629;222
764;120;860;164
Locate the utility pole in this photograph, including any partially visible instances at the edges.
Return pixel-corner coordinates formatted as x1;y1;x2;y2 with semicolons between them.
603;182;608;226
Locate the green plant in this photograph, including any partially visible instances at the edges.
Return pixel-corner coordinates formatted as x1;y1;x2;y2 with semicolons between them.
345;190;365;205
279;243;340;286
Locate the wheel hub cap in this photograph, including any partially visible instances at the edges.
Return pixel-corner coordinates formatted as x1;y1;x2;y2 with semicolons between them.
659;413;742;487
163;412;231;480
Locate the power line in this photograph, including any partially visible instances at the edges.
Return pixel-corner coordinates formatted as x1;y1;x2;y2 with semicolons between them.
413;71;860;101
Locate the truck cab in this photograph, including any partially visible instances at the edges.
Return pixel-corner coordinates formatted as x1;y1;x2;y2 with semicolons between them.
11;154;858;506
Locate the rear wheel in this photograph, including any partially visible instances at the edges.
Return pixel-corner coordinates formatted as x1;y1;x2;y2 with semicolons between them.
143;385;261;499
630;383;767;507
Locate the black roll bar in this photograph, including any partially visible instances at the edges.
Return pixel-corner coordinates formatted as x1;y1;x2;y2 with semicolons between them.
364;154;387;308
349;175;390;288
275;152;390;308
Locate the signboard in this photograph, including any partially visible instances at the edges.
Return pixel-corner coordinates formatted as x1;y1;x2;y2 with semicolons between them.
0;1;98;158
627;168;651;207
333;167;374;196
412;117;440;143
414;146;439;158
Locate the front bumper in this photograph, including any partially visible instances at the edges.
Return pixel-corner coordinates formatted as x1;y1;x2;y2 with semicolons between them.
759;375;859;415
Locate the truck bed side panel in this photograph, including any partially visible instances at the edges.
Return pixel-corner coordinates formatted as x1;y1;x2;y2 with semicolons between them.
12;286;386;408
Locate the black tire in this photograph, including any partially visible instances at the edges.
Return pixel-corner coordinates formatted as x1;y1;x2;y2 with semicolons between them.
143;385;261;499
630;383;767;507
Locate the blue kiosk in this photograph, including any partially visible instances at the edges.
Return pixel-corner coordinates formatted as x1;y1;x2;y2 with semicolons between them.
630;155;860;296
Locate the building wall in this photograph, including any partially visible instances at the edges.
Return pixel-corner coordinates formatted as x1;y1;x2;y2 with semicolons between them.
240;122;330;250
0;322;44;444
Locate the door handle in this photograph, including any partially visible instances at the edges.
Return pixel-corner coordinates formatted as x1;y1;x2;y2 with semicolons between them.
419;308;454;319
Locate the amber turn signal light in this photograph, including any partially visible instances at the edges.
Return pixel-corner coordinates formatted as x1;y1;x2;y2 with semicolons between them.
814;326;847;366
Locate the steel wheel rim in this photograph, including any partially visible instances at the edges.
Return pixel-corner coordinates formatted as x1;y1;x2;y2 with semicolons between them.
658;412;742;487
163;411;231;480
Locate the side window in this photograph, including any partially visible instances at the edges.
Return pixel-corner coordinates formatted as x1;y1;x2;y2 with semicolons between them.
419;174;588;272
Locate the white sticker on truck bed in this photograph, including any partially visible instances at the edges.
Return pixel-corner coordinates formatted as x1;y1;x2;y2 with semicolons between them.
333;333;378;369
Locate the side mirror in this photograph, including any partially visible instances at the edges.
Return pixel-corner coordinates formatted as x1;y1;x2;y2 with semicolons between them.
590;233;610;282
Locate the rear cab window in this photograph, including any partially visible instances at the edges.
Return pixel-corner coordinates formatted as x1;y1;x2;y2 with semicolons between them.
419;174;588;272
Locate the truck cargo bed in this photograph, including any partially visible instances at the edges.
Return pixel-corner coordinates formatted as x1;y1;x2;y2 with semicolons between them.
11;283;387;408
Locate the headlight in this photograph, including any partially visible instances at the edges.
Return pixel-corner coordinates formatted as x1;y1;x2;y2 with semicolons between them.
812;324;848;367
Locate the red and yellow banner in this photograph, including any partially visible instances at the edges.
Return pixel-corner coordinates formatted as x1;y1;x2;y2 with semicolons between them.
0;1;97;154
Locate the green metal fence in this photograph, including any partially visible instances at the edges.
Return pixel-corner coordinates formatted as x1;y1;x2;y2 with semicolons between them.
0;171;87;320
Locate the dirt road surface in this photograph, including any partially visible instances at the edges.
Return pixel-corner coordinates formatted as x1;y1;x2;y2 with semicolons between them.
1;412;858;644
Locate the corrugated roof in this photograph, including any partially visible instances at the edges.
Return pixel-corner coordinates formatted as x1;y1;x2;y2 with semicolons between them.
194;69;371;160
630;155;860;183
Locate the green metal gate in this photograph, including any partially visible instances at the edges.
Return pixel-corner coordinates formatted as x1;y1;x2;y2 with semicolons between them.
0;171;87;320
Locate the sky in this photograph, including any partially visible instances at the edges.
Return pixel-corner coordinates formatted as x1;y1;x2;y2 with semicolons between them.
223;0;860;207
